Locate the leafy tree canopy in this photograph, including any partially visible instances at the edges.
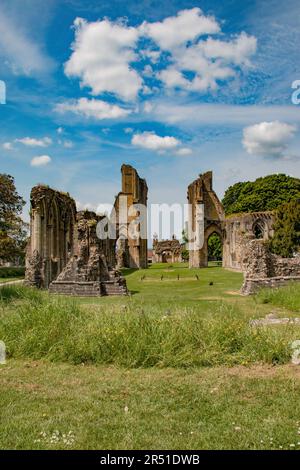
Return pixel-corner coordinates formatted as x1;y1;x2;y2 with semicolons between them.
222;174;300;215
269;199;300;258
208;233;222;261
0;174;27;263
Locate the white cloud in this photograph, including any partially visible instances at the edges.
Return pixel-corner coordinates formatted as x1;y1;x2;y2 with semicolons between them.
142;8;256;93
140;48;161;63
63;9;257;103
242;121;297;157
30;155;52;167
2;142;13;150
176;147;192;156
56;98;131;120
132;131;181;152
199;32;257;66
65;17;142;101
0;6;54;76
63;140;73;148
57;127;64;134
140;8;220;50
16;136;52;147
149;100;300;126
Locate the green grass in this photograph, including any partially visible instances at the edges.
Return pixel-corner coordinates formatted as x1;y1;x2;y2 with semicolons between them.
1;264;300;449
0;267;299;367
1;360;300;450
257;283;300;312
0;277;23;284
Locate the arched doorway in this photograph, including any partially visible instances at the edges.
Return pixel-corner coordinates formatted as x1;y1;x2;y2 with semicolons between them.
207;231;223;263
253;220;265;239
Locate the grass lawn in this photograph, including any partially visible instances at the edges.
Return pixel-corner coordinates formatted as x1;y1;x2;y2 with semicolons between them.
0;277;23;284
1;263;300;450
1;360;300;450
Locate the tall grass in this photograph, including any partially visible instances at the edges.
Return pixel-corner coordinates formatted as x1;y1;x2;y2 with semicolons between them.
0;285;299;367
256;282;300;312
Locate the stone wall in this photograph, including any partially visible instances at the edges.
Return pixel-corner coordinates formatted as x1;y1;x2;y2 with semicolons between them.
223;211;275;271
49;211;127;296
25;186;77;288
187;171;224;268
241;239;300;294
25;186;128;297
152;236;182;263
114;164;148;269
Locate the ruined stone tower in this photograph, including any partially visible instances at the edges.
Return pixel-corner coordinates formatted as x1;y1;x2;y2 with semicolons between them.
114;164;148;269
187;171;224;268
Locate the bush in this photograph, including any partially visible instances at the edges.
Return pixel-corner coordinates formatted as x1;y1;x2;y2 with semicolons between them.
0;266;25;278
0;285;299;368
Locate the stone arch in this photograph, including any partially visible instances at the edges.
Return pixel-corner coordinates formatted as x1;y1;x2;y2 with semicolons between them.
26;186;77;288
252;219;265;239
202;223;223;266
207;230;223;262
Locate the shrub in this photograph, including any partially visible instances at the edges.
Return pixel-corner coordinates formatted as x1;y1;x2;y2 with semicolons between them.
0;266;25;278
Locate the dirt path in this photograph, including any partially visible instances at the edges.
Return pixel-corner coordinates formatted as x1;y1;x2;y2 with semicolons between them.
0;279;24;287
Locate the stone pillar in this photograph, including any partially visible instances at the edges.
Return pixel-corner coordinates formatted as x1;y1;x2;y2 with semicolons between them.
32;209;41;253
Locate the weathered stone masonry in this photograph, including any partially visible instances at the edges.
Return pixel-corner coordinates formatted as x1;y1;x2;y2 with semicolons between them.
114;164;148;269
49;211;127;296
25;186;77;289
222;211;275;271
152;235;182;263
186;171;299;294
187;171;224;268
241;239;300;294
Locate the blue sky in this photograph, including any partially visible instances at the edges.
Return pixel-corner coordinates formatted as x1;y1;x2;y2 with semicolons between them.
1;0;300;223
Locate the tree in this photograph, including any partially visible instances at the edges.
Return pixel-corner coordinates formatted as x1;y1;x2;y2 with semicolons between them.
269;199;300;258
208;233;222;261
0;174;27;264
222;174;300;215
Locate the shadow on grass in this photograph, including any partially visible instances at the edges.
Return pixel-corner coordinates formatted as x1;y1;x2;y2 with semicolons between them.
128;290;140;296
121;268;139;277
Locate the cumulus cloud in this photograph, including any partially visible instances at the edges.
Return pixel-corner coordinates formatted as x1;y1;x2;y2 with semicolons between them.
56;98;131;120
199;32;257;66
63;9;257;103
30;155;52;167
242;121;297;157
131;131;181;152
64;17;142;101
16;136;52;147
140;8;220;50
142;8;256;93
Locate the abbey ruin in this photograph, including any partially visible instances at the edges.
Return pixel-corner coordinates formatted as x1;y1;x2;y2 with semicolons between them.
25;164;147;296
187;171;299;294
152;235;182;264
25;165;300;296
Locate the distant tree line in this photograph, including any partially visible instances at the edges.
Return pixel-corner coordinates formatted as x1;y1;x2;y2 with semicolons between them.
0;174;28;265
222;174;300;258
222;174;300;215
